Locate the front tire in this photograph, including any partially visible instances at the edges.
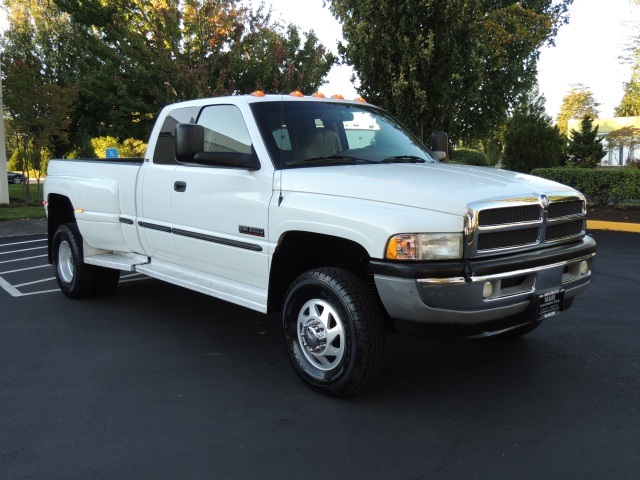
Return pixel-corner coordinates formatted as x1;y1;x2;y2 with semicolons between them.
283;268;385;397
52;223;97;298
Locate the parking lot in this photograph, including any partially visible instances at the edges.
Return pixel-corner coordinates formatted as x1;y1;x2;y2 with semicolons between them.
1;230;639;479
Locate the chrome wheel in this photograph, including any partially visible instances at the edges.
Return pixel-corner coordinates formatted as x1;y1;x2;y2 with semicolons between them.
283;267;385;396
57;239;75;284
297;298;345;371
52;223;97;299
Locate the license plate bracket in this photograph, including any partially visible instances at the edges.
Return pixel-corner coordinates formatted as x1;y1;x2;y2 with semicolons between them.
537;288;565;320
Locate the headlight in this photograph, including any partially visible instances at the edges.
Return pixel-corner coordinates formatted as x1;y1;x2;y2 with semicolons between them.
385;233;463;260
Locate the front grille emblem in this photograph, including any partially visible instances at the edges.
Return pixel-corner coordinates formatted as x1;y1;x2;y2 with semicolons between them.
540;194;550;209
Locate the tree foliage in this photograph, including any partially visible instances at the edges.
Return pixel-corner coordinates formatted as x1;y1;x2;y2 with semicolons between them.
605;126;640;164
566;116;605;168
503;92;565;173
1;0;335;161
615;52;640;117
1;0;80;197
326;0;572;143
556;84;600;136
89;137;148;159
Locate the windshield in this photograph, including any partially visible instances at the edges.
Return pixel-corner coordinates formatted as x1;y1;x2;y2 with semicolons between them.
250;101;439;169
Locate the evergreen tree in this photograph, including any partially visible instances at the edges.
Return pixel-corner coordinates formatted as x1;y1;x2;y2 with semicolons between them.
503;92;565;173
566;116;605;168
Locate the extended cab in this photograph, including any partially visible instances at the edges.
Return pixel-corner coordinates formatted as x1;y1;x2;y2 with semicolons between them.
44;94;596;396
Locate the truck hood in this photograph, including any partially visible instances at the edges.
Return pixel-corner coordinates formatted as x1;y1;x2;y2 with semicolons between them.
277;163;578;216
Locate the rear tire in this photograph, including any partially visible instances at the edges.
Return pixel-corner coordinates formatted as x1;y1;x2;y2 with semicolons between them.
283;267;385;397
52;223;97;299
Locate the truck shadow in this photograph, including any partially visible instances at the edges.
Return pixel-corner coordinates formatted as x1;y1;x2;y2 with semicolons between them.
79;277;579;406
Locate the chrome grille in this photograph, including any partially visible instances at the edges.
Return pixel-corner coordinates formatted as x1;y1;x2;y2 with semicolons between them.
546;219;585;242
478;205;541;226
548;200;584;219
465;193;586;257
477;228;539;251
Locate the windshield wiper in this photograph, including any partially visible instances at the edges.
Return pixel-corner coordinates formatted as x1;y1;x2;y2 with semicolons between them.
381;155;426;164
288;155;376;167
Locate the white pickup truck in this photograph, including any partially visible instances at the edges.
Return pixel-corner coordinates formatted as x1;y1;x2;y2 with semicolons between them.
44;93;596;396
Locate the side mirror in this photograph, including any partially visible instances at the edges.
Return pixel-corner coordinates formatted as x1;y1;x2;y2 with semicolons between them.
430;131;449;162
193;151;261;171
175;123;204;163
175;123;260;170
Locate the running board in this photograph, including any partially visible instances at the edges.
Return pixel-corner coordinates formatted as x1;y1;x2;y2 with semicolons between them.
135;259;268;313
84;252;149;271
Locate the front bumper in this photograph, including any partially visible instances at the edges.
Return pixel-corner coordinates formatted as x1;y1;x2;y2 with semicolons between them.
371;236;596;326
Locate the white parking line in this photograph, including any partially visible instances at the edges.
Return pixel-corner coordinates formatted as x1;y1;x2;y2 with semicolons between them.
0;254;48;265
14;277;57;288
0;246;48;255
0;276;22;297
0;239;46;248
20;288;61;297
0;264;50;275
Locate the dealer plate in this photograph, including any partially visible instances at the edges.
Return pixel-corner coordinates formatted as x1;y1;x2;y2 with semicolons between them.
537;288;565;320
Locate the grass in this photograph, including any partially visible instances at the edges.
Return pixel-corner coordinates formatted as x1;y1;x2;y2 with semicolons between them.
0;182;47;221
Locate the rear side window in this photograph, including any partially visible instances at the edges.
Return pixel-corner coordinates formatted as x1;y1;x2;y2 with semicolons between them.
152;106;200;165
197;105;252;154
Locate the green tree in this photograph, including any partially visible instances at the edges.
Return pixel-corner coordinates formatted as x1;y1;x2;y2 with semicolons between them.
2;0;334;157
503;93;565;173
605;126;640;165
556;84;600;136
326;0;572;143
1;0;79;198
53;0;334;141
89;136;148;159
1;0;86;155
566;116;605;168
615;53;640;117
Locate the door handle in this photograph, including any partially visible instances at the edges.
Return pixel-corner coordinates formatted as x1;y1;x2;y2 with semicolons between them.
174;181;187;192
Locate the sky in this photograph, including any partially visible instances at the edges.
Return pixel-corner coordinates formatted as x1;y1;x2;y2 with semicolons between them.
250;0;640;120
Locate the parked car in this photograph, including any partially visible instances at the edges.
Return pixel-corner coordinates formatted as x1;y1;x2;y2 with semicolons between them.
7;172;25;184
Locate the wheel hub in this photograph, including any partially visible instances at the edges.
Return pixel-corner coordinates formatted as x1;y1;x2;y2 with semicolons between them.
296;298;345;371
302;319;327;352
57;239;75;284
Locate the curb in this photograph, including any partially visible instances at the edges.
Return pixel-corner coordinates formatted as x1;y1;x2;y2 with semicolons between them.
587;220;640;233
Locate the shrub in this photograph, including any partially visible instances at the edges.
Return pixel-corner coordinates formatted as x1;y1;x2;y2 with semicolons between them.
532;167;640;206
626;159;640;170
503;112;565;173
450;148;488;166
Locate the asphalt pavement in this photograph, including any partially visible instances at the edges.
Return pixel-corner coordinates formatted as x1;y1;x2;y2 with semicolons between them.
1;228;639;479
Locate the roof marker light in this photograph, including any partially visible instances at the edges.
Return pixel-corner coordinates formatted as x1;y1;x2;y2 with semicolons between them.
331;94;344;99
289;90;304;97
311;92;326;98
251;90;265;97
354;97;367;103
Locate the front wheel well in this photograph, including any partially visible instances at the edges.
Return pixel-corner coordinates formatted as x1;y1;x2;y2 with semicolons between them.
267;231;375;314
